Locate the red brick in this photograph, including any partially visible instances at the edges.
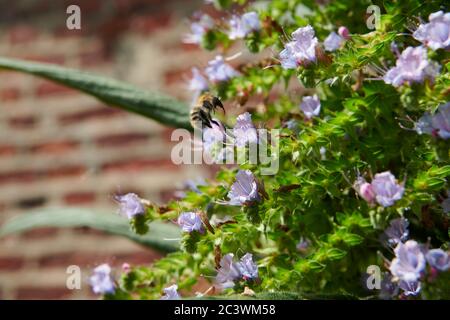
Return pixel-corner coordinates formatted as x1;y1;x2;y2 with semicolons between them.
129;13;172;34
16;287;72;300
79;50;109;67
101;158;177;173
1;87;21;101
115;0;166;10
0;170;37;185
64;0;102;13
164;68;189;86
0;145;16;156
64;192;96;205
35;81;77;97
29;141;79;154
9;25;38;44
58;107;122;125
22;55;65;65
9;115;38;129
0;166;86;185
47;166;86;179
0;257;25;271
21;227;59;239
95;132;149;147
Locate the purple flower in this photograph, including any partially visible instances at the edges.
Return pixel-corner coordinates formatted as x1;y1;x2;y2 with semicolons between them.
390;240;426;282
189;67;208;93
233;112;258;147
205;55;240;83
177;212;205;233
430;102;450;139
415;112;434;135
413;11;450;50
216;253;241;288
279;25;318;69
114;193;146;219
161;284;181;300
426;249;450;271
228;11;261;40
202;119;230;162
184;14;214;44
300;95;321;119
384;218;409;246
324;31;344;52
371;171;405;207
353;177;376;204
383;46;440;87
338;26;350;40
399;280;421;296
89;264;115;295
379;273;399;300
236;253;258;280
279;43;299;69
227;170;260;206
296;237;310;253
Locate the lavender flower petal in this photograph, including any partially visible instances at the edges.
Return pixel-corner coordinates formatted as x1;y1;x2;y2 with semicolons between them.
177;212;205;233
371;171;404;207
161;284;181;300
233;112;258;147
413;11;450;50
390;240;426;282
426;248;450;271
114;193;146;219
384;218;409;246
300;95;321;119
227;170;260;206
89;264;115;295
205;55;240;83
236;253;258;280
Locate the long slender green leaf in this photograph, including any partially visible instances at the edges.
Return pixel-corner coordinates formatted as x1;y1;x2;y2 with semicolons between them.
0;207;180;253
0;57;191;130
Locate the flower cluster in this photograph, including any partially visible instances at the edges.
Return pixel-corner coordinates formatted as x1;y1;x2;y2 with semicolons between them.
280;25;318;69
354;171;405;207
416;102;450;139
177;211;205;233
184;14;214;45
413;11;450;50
114;193;146;219
226;170;260;206
160;284;181;300
202;112;258;163
228;12;261;40
216;253;259;288
389;239;449;296
299;95;321;119
89;264;115;295
383;46;440;87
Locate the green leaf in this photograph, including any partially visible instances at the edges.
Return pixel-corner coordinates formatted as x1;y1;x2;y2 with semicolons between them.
0;207;180;252
0;57;191;130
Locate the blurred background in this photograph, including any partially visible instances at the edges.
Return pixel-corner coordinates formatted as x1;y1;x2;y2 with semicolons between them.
0;0;216;299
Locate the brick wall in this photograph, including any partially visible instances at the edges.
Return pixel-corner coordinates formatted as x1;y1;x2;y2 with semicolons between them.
0;0;212;299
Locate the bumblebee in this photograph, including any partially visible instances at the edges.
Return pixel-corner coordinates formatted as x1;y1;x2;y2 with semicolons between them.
190;93;225;129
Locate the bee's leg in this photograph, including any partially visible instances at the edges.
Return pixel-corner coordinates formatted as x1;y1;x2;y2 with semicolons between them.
199;109;213;128
212;97;225;113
